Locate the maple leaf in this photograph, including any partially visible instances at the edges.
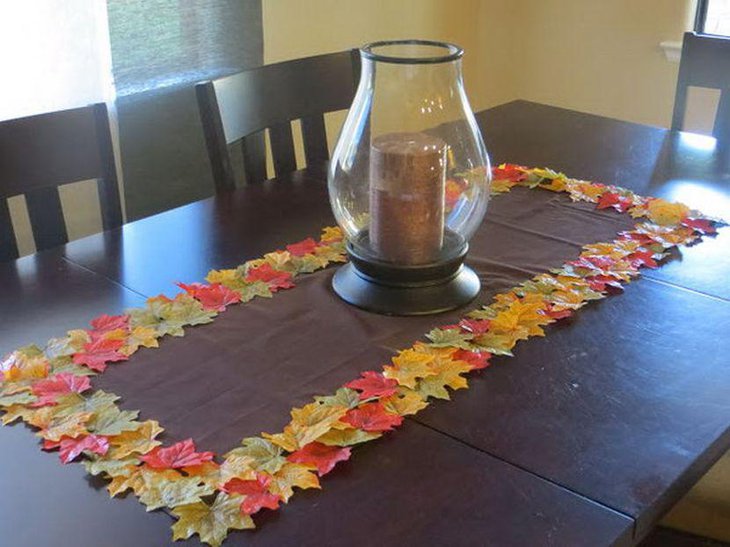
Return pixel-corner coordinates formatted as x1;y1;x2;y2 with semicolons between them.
245;263;294;292
314;387;361;409
89;406;142;436
268;462;321;501
30;373;91;407
316;428;382;447
83;455;140;477
72;337;128;372
452;349;491;370
38;411;93;442
285;403;349;449
214;454;257;485
90;314;130;333
177;282;241;312
225;437;286;475
341;402;403;432
108;420;164;458
646;198;689;226
121;326;160;355
682;217;716;235
426;328;474;349
287;441;352;476
141;438;214;469
345;371;399;400
383;349;436;388
597;192;632;213
57;434;109;463
584;274;625;293
320;226;343;243
139;470;215;511
221;473;282;515
286;237;319;257
172;493;254;547
457;319;491;335
628;250;659;269
492;163;527;181
380;389;429;416
0;392;37;408
415;358;472;401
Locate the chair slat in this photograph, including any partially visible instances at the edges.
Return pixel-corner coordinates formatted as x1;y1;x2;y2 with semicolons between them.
25;187;68;251
196;82;236;192
0;199;19;261
241;131;267;184
269;122;297;177
301;114;329;165
714;89;730;143
93;104;124;230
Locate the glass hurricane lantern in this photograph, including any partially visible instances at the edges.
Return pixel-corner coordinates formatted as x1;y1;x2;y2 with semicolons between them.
328;40;491;315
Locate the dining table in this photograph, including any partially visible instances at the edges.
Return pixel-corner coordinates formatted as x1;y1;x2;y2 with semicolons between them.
1;100;729;546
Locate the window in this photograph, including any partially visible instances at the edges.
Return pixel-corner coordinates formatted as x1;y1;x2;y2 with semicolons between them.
695;0;730;36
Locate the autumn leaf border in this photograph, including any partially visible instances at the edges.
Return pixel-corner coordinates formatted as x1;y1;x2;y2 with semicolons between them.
0;165;724;546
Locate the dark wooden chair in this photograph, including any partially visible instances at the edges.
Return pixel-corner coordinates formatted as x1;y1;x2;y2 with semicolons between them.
672;32;730;143
196;50;360;191
0;103;122;261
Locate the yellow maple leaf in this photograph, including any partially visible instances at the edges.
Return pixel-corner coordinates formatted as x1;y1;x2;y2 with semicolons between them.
262;429;299;452
380;389;429;416
286;403;348;449
383;349;436;388
268;462;320;502
108;420;164;459
139;470;214;511
490;179;516;193
320;226;343;242
416;359;472;400
316;428;382;447
122;326;160;355
38;411;93;442
646;199;690;226
205;269;239;286
172;493;254;547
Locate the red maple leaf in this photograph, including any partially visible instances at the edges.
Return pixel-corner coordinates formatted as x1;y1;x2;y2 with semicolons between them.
177;282;241;312
56;435;110;464
682;217;717;235
286;238;318;257
245;263;295;292
628;250;659;269
597;192;632;213
341;402;403;432
618;231;659;246
457;318;491;335
90;314;130;333
345;371;399;400
452;349;491;370
72;337;128;372
140;438;214;469
31;373;92;407
492;164;527;181
540;304;574;320
222;474;281;515
585;274;625;293
287;441;351;476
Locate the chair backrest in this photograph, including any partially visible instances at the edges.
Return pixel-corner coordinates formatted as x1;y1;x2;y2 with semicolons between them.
0;103;122;261
672;32;730;143
196;50;360;190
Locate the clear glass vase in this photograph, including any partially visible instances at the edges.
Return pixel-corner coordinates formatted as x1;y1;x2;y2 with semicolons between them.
328;40;491;315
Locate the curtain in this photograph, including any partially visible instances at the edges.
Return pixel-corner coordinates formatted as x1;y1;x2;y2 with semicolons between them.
107;0;263;220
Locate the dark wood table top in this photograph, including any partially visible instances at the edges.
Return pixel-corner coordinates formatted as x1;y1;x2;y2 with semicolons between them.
1;100;728;546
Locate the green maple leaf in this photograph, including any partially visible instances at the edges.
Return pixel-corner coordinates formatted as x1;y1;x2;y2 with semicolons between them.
172;493;254;547
139;473;215;511
316;428;382;447
84;456;141;477
89;406;142;436
53;391;119;419
314;387;361;409
425;328;474;349
236;281;273;303
0;392;36;408
225;437;286;475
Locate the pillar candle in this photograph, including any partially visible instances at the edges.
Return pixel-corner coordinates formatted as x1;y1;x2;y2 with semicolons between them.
369;132;446;264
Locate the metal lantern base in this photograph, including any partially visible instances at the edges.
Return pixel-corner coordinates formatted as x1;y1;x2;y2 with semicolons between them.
331;239;481;316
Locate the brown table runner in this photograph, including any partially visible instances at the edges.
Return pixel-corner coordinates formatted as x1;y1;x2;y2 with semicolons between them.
93;187;635;455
